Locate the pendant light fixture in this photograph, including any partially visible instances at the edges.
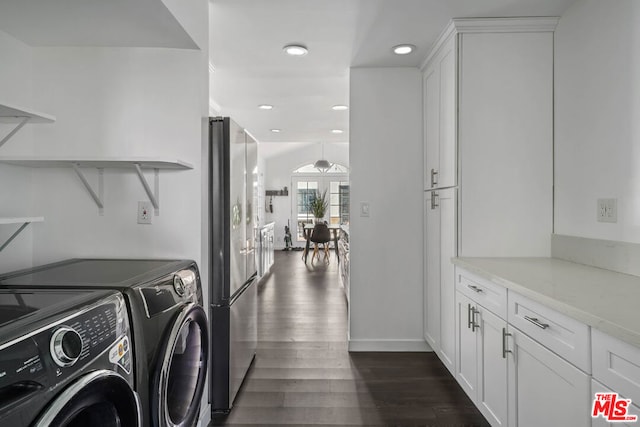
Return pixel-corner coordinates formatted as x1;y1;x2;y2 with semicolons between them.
314;143;332;173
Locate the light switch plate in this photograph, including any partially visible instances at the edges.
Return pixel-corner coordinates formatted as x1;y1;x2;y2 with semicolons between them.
360;202;370;217
597;198;617;223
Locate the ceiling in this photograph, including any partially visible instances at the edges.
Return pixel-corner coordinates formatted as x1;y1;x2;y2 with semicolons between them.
0;0;577;149
0;0;197;48
209;0;577;146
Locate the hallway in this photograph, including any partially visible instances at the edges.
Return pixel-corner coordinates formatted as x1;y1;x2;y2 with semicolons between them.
211;251;488;426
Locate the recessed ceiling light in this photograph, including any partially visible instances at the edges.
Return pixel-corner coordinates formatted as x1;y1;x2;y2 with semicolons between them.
332;105;348;111
331;129;344;134
258;104;273;110
271;129;281;133
283;44;308;56
392;44;416;55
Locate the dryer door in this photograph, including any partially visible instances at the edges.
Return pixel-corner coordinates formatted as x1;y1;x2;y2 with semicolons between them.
154;303;209;427
34;370;141;427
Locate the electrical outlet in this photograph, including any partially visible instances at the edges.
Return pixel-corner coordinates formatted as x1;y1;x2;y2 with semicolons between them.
138;201;153;224
597;198;617;223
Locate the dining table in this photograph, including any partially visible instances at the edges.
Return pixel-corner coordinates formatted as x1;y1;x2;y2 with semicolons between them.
302;223;341;263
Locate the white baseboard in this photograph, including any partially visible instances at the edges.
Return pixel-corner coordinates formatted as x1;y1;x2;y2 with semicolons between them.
348;339;431;352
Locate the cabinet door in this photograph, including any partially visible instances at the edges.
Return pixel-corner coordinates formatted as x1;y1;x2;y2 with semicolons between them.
424;64;440;190
423;34;457;190
477;307;508;427
438;36;457;189
455;291;478;399
424;191;441;349
508;327;591;427
439;188;456;373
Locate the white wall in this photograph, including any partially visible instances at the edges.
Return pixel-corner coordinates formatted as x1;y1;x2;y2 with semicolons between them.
0;8;209;276
0;30;37;272
262;142;349;248
349;67;426;351
555;0;640;242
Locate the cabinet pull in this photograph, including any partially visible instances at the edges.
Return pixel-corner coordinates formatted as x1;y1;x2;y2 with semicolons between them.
430;168;438;187
467;284;483;293
467;303;472;329
430;191;439;210
524;315;549;329
471;306;479;332
502;328;512;359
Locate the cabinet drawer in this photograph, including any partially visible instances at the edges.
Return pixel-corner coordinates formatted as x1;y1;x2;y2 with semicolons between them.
592;329;640;405
508;291;590;372
456;268;507;319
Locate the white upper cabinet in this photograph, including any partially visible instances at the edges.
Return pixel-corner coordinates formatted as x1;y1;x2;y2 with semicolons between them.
423;34;456;191
422;17;556;257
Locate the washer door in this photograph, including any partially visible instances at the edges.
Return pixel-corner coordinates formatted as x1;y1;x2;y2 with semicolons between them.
154;303;209;427
34;370;141;427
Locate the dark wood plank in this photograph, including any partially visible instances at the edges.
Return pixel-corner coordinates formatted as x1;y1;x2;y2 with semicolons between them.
210;251;489;426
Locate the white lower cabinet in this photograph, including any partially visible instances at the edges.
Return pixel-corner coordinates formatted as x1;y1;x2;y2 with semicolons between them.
424;188;456;374
456;290;508;427
507;326;591;427
455;268;592;426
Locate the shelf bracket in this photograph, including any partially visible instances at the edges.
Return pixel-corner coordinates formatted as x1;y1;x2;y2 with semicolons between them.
0;117;30;149
0;221;31;252
134;164;160;215
72;163;104;215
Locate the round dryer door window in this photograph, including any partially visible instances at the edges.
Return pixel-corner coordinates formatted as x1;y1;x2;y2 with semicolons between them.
155;303;209;427
34;370;141;427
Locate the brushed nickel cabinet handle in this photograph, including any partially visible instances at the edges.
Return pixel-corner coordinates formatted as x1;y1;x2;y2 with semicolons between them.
430;191;439;210
467;285;483;293
471;307;479;332
430;168;438;187
502;328;512;359
524;315;549;329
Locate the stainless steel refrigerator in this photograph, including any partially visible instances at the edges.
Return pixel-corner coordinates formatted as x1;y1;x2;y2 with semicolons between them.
208;117;258;412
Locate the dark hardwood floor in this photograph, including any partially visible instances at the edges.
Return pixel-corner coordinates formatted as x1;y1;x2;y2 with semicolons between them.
210;251;489;426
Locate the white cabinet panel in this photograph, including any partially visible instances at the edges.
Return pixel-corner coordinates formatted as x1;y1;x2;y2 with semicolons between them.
509;291;591;372
424;188;456;374
508;327;591;427
592;328;640;405
457;268;507;320
424;191;441;349
423;34;456;191
438;44;456;189
457;31;553;257
455;288;508;427
439;188;456;372
424;64;440;191
478;308;508;427
456;291;478;398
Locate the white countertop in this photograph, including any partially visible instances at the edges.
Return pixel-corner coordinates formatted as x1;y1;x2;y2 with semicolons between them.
452;257;640;348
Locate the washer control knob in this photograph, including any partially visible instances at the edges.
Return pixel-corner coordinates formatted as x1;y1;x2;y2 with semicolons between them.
51;327;83;367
